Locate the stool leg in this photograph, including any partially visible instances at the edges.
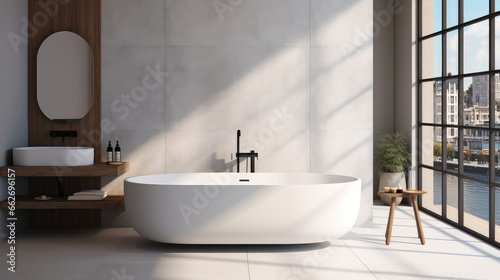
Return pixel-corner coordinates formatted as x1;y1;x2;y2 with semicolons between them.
411;196;425;245
386;197;396;245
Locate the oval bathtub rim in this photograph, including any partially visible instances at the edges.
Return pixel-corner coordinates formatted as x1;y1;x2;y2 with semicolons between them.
124;172;361;186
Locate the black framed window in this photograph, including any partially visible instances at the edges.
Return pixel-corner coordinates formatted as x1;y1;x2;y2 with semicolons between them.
419;0;500;248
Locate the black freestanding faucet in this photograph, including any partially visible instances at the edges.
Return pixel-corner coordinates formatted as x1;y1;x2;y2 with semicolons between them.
237;130;241;172
236;130;258;173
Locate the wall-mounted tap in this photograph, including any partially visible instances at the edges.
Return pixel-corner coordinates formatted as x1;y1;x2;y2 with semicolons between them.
50;130;77;143
236;130;258;173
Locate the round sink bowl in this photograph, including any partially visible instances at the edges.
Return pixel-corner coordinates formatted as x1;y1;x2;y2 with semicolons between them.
13;147;94;167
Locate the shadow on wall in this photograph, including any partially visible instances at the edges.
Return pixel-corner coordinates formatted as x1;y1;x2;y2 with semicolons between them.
100;0;375;171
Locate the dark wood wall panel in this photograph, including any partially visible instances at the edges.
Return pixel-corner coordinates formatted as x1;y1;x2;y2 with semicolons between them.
27;0;102;228
28;0;101;156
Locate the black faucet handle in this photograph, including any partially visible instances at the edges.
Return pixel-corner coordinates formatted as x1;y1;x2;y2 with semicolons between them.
250;150;258;159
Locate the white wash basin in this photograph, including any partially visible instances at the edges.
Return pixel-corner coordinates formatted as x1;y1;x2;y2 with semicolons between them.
13;147;94;166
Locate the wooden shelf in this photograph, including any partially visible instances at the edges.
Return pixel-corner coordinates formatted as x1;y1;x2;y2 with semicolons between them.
0;162;129;177
0;195;124;209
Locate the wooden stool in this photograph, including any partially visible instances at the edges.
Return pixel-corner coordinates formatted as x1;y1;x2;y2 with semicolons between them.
377;190;427;245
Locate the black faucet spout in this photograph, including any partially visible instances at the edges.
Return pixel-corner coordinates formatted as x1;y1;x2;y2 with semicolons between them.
237;130;241;172
235;130;258;173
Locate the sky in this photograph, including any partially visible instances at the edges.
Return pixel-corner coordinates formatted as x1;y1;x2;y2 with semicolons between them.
429;0;500;77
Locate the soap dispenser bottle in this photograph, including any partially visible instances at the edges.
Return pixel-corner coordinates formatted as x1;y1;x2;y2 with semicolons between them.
106;141;113;163
114;141;121;162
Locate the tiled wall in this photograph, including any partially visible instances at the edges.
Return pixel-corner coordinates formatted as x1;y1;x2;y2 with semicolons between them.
100;0;373;226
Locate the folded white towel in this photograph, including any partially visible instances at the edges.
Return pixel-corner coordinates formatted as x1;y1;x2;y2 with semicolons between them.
68;193;107;200
73;190;107;196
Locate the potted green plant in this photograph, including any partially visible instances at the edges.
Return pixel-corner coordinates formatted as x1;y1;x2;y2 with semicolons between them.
375;133;411;206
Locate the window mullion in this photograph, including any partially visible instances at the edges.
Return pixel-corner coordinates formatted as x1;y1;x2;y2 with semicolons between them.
442;0;448;220
489;0;496;242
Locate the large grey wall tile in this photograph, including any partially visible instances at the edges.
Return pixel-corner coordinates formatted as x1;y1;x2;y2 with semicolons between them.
311;46;373;131
312;0;373;46
102;45;167;131
166;0;310;46
102;0;166;46
239;129;310;172
165;130;310;173
311;130;372;178
165;46;310;131
165;131;235;173
311;130;373;225
101;130;166;195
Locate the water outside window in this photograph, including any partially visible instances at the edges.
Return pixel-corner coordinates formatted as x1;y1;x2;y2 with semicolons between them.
446;175;459;222
422;168;443;216
464;179;489;236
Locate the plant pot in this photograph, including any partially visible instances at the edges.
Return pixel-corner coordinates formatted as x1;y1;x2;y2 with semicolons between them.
379;172;406;206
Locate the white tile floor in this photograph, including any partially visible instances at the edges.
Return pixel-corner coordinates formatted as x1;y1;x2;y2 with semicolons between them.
1;202;499;280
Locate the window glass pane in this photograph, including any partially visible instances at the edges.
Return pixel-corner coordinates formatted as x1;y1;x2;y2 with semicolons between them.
446;128;458;173
464;0;489;23
422;168;442;215
463;75;490;126
422;126;442;167
496;74;500;122
422;0;442;36
422;81;442;123
494;132;500;184
495;187;500;242
421;36;442;79
497;0;500;12
464;129;490;181
446;175;459;223
464;20;489;74
446;30;458;75
464;179;489;236
446;79;459;125
496;17;500;69
447;0;458;28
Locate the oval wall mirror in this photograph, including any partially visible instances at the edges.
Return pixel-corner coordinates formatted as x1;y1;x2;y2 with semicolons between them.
37;31;94;122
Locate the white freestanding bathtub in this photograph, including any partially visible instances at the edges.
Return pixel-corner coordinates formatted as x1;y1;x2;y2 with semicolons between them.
124;173;361;244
